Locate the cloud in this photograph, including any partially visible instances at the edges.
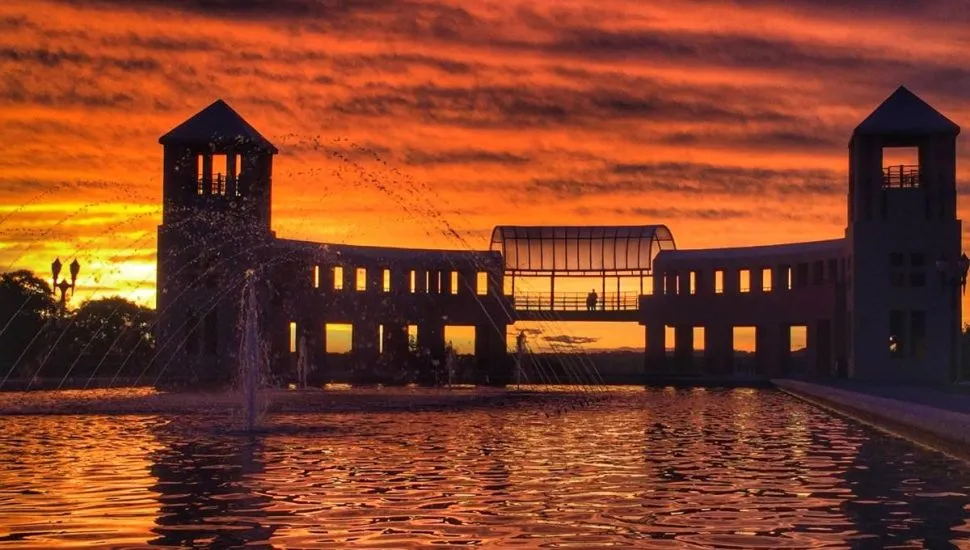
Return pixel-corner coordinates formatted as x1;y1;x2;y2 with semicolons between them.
543;334;600;346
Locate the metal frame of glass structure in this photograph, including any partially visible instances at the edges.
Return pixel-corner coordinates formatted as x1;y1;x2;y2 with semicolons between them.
489;225;677;277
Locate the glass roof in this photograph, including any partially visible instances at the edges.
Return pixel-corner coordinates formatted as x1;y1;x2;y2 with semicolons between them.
489;225;676;275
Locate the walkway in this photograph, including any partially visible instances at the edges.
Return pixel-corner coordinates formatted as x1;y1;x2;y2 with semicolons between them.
774;379;970;457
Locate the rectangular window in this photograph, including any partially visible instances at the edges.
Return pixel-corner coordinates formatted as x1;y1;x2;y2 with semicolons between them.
476;272;488;295
689;271;697;295
715;270;724;294
410;270;417;293
382;268;391;292
450;271;459;295
786;266;793;290
693;327;705;354
356;268;367;291
813;260;824;285
674;273;681;295
643;276;654;296
289;321;297;353
213;154;228;195
739;269;750;293
333;266;344;291
313;265;320;289
911;311;926;359
890;309;905;358
790;326;807;352
761;268;772;291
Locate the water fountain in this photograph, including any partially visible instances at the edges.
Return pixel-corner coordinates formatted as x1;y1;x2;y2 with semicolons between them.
237;270;264;433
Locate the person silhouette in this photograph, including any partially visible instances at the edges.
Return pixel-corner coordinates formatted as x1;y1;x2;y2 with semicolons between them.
590;289;598;311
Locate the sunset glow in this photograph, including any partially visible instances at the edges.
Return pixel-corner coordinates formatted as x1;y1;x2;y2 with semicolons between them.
3;0;970;349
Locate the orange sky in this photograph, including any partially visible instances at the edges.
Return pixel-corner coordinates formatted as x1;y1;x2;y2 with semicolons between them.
3;0;970;351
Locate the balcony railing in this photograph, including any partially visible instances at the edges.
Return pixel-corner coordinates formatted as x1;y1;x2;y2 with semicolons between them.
513;291;640;312
882;164;920;189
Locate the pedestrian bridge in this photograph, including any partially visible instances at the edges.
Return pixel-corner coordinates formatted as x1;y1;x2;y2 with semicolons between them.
489;225;676;322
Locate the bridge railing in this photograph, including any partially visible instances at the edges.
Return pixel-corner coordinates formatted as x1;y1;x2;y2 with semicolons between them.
513;291;640;312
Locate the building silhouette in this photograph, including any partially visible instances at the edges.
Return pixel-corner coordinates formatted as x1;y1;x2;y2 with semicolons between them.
155;87;965;387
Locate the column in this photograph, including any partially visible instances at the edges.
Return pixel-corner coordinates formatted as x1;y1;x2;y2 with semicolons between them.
778;324;792;376
382;323;410;373
352;321;380;368
417;322;445;385
301;318;325;383
674;325;694;372
645;323;666;373
476;324;509;386
755;324;779;377
704;324;733;376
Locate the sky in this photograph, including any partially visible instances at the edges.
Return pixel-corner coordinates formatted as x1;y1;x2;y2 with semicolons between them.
2;0;970;351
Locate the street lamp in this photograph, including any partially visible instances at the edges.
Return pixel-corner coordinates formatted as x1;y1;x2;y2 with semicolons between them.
935;253;969;382
50;257;81;313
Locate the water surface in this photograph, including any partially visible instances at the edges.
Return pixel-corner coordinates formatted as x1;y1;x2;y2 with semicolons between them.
1;387;969;548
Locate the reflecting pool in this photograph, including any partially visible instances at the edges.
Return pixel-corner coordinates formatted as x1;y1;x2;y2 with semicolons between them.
1;387;969;548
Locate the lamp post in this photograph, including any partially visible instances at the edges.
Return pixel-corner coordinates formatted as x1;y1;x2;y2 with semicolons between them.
50;257;81;314
935;253;969;383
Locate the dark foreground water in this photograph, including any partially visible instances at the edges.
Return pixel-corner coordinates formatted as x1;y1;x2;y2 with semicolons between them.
1;387;969;549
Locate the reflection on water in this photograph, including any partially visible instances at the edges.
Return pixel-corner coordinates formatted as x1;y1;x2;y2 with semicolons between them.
1;388;969;548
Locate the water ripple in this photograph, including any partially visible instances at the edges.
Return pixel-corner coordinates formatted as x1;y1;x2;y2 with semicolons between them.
0;388;968;548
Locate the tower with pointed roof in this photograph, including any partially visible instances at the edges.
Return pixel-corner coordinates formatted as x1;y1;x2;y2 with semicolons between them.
155;99;278;386
846;86;962;382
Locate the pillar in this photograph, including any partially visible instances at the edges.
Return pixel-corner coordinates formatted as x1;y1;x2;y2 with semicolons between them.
381;323;410;375
674;325;693;371
417;322;445;385
705;324;733;376
645;323;665;373
301;318;325;383
755;324;780;376
342;264;353;292
778;324;792;376
476;324;509;386
352;321;380;368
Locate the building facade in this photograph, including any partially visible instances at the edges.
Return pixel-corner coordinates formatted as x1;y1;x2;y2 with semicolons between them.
155;87;965;387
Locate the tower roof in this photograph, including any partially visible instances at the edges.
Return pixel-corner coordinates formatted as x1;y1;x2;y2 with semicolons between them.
159;99;278;153
853;86;960;137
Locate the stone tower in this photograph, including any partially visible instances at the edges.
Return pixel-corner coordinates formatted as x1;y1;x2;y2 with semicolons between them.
155;100;278;387
846;86;962;383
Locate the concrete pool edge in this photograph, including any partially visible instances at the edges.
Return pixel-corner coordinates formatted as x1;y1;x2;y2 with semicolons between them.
773;379;970;462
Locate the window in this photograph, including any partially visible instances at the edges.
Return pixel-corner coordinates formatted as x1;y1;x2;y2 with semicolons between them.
739;269;750;293
786;266;793;290
689;271;697;295
333;266;344;290
889;310;905;358
356;268;367;291
313;265;320;289
382;268;391;292
813;261;824;285
715;270;724;294
476;272;489;295
761;268;772;292
450;271;459;295
211;154;227;195
410;270;417;293
882;146;920;188
890;253;904;267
